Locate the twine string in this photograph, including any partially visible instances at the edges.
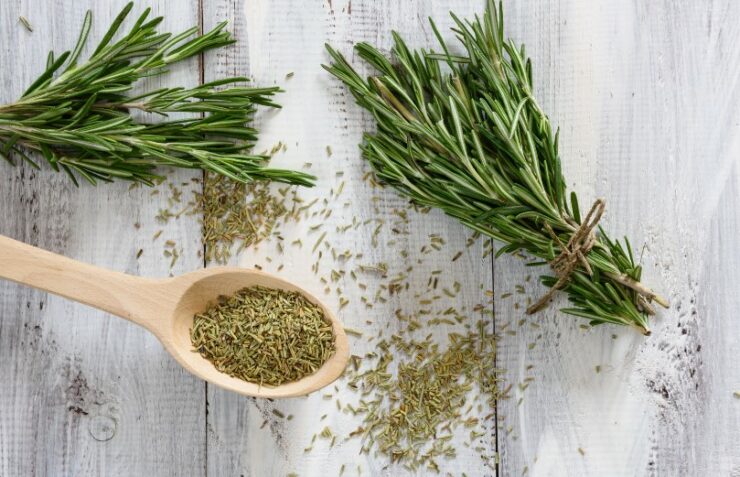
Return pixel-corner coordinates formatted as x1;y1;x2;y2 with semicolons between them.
526;199;606;314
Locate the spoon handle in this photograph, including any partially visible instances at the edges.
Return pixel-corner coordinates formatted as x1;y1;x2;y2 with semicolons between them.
0;234;160;326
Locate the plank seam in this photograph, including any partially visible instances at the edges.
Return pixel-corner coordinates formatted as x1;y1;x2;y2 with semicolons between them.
492;252;499;477
197;0;209;476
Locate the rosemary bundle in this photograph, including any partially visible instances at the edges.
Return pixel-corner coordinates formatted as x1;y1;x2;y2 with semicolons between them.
190;286;335;386
0;3;313;187
324;1;667;334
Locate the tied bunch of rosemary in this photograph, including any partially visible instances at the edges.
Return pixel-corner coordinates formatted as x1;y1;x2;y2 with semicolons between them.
324;1;667;334
0;3;313;187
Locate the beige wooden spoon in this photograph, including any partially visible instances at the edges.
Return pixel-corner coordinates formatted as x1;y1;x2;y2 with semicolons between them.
0;234;349;398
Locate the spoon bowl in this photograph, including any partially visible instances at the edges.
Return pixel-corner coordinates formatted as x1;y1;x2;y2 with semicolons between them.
0;235;349;398
164;268;349;397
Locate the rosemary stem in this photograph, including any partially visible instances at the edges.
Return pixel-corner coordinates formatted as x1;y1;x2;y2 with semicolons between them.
371;77;417;123
634;323;651;336
604;271;669;308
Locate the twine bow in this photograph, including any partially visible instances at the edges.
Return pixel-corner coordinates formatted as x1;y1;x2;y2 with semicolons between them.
527;199;606;314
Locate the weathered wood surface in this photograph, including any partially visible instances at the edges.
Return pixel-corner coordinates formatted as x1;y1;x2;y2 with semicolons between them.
0;1;206;476
1;0;739;476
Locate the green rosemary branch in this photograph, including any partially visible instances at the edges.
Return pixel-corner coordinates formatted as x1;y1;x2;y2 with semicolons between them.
324;0;668;334
0;3;314;187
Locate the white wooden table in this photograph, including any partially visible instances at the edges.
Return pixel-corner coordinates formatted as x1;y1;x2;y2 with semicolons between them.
1;1;738;476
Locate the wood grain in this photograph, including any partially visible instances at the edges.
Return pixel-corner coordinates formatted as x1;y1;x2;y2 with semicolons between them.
0;1;205;475
2;0;740;476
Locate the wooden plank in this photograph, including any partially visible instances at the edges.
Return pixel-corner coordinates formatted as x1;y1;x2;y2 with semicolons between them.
200;1;259;475
695;170;740;475
203;0;495;475
0;1;206;475
496;0;740;475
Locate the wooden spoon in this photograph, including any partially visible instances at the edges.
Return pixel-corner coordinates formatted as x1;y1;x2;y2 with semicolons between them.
0;235;349;398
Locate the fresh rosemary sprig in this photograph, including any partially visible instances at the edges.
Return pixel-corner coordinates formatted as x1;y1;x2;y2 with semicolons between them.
0;3;314;187
324;0;667;334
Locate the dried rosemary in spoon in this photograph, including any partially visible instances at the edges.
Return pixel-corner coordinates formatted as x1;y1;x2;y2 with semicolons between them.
190;286;335;386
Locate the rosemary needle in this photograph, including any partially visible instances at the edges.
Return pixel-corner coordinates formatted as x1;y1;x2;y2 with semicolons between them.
18;16;33;32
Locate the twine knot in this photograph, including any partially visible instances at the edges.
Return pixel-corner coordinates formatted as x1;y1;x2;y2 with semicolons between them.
527;199;606;314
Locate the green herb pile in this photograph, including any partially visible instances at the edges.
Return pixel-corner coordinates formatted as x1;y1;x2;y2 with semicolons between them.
195;174;301;264
324;0;667;334
0;3;313;187
344;320;497;472
190;286;335;386
147;170;309;266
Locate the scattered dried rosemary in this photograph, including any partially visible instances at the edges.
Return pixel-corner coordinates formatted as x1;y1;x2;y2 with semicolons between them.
195;174;299;264
190;286;335;386
149;171;308;265
18;16;33;32
345;320;497;472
